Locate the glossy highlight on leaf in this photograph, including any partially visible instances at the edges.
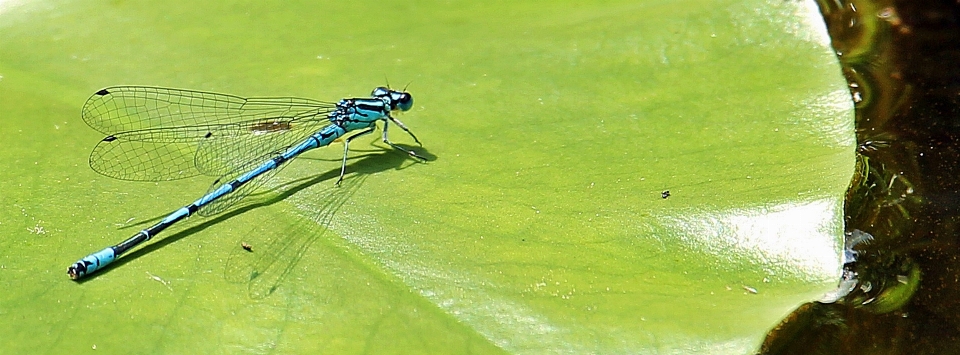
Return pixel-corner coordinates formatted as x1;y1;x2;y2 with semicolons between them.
0;0;854;354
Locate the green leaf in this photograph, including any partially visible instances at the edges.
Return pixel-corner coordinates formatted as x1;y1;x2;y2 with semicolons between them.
0;0;854;353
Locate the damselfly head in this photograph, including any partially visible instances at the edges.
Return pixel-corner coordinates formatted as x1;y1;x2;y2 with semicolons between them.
395;92;413;112
372;86;414;112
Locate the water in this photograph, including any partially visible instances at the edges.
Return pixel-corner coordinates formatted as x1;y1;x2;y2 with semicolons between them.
761;1;960;353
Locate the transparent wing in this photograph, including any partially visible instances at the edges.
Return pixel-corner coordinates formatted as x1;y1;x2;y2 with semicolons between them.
83;86;335;181
82;86;335;134
197;152;291;217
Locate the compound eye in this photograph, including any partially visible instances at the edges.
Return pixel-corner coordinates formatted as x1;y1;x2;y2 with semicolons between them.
396;93;413;111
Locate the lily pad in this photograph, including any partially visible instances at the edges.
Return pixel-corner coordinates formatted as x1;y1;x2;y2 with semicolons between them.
0;0;853;353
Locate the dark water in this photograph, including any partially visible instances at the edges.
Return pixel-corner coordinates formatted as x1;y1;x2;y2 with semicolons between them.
760;0;960;354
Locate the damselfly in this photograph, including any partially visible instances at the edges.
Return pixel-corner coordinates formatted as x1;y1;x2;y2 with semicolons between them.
67;86;424;280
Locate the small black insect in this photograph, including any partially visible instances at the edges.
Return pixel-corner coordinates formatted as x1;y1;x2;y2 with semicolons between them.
661;190;671;199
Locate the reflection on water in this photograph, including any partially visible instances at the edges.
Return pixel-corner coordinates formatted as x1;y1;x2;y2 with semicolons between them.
761;0;960;354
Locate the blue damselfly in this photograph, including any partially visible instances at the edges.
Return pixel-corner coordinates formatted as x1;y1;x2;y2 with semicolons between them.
67;86;423;280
